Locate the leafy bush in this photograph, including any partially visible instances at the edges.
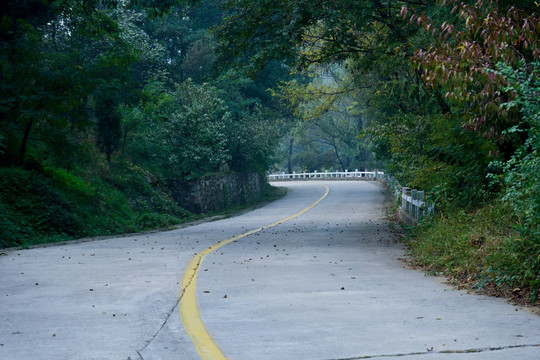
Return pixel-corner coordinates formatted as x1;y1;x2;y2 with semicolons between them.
45;166;95;199
493;61;540;237
478;61;540;301
136;212;180;230
0;165;192;248
103;161;191;218
131;80;230;180
370;113;498;210
0;168;78;247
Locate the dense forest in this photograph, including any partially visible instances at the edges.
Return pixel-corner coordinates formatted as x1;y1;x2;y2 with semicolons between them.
1;1;539;301
0;0;290;247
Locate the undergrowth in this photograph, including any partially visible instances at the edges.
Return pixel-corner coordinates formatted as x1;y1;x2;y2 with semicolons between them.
0;164;192;248
0;165;281;249
407;200;540;303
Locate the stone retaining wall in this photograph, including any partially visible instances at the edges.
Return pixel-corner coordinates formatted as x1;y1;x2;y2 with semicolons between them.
169;173;266;213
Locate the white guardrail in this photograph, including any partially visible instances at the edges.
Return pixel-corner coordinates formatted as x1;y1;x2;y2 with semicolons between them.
269;171;433;222
381;174;434;222
268;170;383;181
400;187;435;221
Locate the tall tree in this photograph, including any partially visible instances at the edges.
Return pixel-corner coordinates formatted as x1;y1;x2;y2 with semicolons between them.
407;0;539;158
0;1;138;166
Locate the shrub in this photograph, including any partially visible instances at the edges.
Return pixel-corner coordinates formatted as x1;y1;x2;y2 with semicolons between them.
493;61;540;237
0;168;78;247
410;200;539;301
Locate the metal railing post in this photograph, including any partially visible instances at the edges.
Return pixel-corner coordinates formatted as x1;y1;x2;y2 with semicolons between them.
417;191;425;218
411;189;418;218
402;187;408;209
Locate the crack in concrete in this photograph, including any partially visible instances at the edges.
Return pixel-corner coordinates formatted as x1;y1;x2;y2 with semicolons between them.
178;254;203;303
135;254;203;358
135;300;179;356
326;343;540;359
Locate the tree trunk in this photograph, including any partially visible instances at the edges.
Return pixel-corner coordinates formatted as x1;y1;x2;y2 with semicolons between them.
287;137;294;174
331;141;345;171
17;118;33;166
121;125;130;158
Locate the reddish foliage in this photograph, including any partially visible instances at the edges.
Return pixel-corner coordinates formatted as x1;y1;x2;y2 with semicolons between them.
403;1;539;140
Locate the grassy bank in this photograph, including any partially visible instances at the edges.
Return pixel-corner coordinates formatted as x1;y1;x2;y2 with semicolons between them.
405;200;539;305
0;165;281;249
0;164;190;248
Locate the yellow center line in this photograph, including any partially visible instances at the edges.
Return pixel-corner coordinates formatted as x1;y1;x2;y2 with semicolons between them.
179;184;330;360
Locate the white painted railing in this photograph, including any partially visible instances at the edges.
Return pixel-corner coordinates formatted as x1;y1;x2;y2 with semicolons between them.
268;169;383;181
401;187;435;220
380;174;434;222
269;171;434;222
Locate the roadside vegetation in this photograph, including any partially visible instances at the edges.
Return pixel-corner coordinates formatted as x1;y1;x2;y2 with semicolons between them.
0;163;282;249
408;201;538;304
0;164;189;248
407;60;539;304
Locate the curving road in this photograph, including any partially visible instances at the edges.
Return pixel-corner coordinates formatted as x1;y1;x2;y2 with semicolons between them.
1;181;539;360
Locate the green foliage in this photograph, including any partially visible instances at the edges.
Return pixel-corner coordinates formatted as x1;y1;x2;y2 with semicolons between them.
494;61;540;236
214;0;539;301
46;167;95;199
223;104;282;173
272;63;378;172
180;32;217;83
0;164;192;248
0;0;295;248
485;234;540;301
131;80;230;179
216;0;420;74
0;0;142;167
102;161;190;218
368;112;498;209
411;0;539;158
0;168;77;247
411;200;539;301
136;212;180;229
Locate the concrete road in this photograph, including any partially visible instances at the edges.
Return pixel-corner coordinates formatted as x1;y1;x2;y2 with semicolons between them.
1;181;539;360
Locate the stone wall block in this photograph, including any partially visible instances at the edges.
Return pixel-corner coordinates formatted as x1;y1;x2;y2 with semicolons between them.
169;173;265;214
